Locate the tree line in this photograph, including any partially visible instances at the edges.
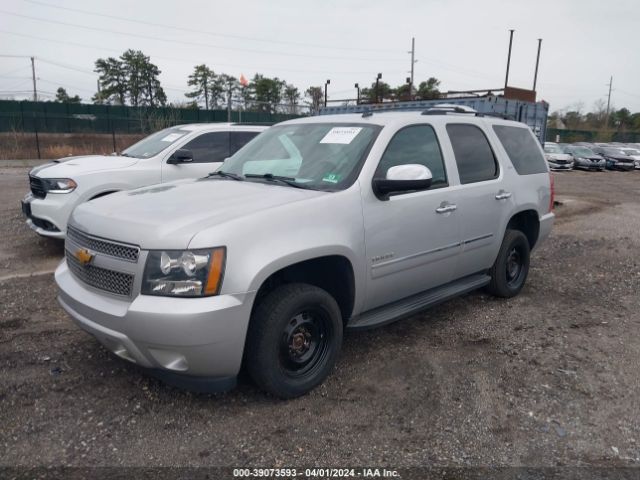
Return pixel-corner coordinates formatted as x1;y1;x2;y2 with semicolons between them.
549;100;640;133
48;49;443;114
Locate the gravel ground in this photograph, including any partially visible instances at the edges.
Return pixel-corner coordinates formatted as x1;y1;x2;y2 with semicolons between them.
1;167;640;474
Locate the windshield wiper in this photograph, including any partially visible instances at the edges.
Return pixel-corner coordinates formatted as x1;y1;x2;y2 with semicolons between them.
206;170;244;181
244;173;310;189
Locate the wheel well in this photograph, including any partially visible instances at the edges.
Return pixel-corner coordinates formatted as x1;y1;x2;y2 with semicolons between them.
507;210;539;249
90;190;118;200
254;256;355;324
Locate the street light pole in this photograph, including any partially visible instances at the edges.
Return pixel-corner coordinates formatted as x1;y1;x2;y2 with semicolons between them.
504;29;515;90
532;38;543;92
375;73;382;103
324;79;330;107
30;56;37;102
354;83;360;105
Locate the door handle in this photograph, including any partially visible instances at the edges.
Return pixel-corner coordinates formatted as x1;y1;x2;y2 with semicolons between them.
436;203;457;214
495;190;512;200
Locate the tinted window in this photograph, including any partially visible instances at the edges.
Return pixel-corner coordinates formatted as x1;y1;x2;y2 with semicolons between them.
494;125;548;175
446;124;498;184
230;131;260;156
182;132;229;163
375;125;447;186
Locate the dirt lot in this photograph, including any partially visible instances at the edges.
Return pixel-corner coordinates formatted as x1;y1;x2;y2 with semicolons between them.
1;167;640;475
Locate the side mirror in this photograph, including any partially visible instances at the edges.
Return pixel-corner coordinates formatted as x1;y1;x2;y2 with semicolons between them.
167;148;194;164
373;164;433;199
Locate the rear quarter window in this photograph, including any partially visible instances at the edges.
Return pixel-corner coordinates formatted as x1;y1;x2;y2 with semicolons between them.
493;125;548;175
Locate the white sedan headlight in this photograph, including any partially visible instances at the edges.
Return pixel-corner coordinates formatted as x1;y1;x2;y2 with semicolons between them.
42;178;77;193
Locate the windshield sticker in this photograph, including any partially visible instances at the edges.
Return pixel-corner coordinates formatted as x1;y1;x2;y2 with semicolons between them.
319;127;362;145
160;133;185;142
322;173;341;183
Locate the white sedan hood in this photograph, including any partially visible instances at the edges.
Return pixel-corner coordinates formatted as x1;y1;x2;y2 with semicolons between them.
30;155;139;178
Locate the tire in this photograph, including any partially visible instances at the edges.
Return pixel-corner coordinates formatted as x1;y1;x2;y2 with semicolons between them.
486;229;530;298
245;283;343;399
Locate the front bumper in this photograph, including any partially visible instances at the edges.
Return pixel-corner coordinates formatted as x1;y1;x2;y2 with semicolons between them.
574;159;605;170
21;192;78;239
55;260;256;388
548;161;574;171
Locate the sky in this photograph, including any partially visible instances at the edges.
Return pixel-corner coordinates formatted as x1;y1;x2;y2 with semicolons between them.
1;0;639;113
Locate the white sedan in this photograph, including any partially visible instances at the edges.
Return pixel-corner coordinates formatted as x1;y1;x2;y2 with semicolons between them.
21;123;267;239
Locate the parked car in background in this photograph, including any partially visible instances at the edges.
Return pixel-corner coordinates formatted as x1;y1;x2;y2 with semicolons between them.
620;147;640;169
543;142;574;170
592;146;635;171
21;123;268;239
564;145;606;171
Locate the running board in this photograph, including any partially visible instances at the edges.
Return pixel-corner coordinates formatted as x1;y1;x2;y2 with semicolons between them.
347;273;491;331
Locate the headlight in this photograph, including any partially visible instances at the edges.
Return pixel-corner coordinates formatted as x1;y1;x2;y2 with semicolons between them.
142;247;226;297
42;178;77;193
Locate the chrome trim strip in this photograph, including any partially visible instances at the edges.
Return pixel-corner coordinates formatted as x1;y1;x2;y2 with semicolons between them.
462;233;493;245
372;241;462;269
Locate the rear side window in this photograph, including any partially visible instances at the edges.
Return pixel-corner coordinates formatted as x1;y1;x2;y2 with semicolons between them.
493;125;548;175
230;131;260;156
446;124;498;184
182;132;229;163
375;125;447;186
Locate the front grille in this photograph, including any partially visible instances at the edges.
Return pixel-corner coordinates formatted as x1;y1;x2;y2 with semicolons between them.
29;175;46;199
66;250;134;297
67;226;140;262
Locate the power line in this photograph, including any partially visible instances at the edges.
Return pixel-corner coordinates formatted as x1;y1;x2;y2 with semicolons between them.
0;10;406;63
0;30;398;76
22;0;401;55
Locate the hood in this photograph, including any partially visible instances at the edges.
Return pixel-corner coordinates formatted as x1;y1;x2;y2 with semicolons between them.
70;178;326;249
545;153;572;161
606;154;633;162
30;155;139;178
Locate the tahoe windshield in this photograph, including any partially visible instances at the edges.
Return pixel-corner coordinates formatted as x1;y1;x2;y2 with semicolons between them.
122;126;191;158
218;123;380;191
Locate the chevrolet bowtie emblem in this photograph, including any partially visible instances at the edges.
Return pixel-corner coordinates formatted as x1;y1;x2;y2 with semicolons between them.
74;248;95;266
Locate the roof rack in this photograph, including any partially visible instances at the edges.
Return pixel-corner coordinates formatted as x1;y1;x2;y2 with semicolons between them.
421;104;477;115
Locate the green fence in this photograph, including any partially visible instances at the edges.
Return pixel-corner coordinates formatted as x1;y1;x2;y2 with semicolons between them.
0;100;302;134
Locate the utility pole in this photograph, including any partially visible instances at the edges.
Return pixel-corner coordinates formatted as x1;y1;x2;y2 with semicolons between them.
30;56;37;102
203;72;209;111
408;37;416;97
375;73;382;103
504;29;515;90
605;76;613;128
324;79;330;107
532;38;542;92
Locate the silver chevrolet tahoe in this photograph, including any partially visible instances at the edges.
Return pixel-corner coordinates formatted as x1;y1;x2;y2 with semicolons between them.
55;110;554;398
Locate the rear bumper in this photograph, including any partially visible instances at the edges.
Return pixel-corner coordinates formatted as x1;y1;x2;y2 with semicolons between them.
55;260;256;387
536;212;555;251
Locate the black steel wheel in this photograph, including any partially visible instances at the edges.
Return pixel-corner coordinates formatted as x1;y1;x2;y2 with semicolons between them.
246;283;343;398
486;229;530;298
